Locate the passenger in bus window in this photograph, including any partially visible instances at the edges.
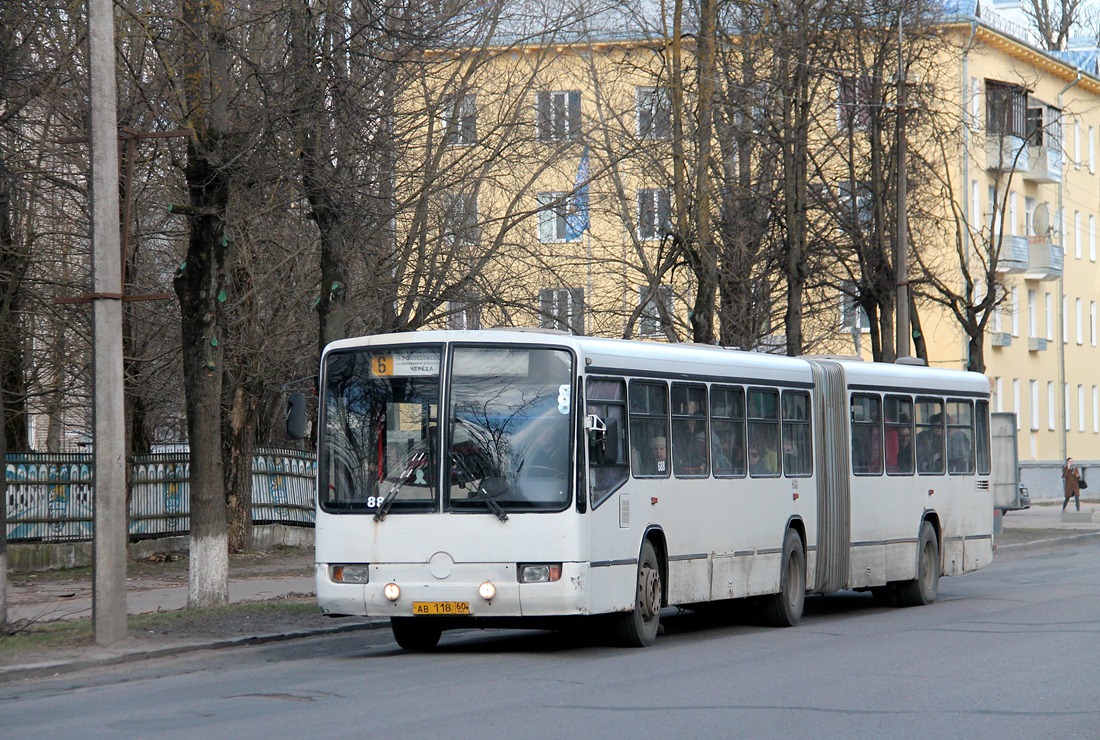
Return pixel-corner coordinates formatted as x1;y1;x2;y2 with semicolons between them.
648;436;668;474
892;427;914;474
947;415;973;473
675;417;708;474
749;441;777;475
916;414;945;473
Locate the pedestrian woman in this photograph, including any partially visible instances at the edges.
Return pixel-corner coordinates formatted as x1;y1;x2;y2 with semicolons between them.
1062;457;1082;512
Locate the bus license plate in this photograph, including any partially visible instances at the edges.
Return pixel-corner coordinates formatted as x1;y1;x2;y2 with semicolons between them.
412;601;470;615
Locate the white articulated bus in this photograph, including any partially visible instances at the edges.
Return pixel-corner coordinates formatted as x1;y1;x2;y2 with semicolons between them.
311;329;995;649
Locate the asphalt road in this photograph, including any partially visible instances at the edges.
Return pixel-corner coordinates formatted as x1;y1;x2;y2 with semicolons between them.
1;541;1098;739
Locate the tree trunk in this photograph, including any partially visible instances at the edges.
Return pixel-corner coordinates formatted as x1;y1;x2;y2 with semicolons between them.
174;151;230;604
224;385;257;553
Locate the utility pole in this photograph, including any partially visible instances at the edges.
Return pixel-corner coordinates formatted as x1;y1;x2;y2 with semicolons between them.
896;12;910;360
88;0;128;645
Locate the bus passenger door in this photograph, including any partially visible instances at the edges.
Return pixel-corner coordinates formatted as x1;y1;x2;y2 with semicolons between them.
584;377;640;614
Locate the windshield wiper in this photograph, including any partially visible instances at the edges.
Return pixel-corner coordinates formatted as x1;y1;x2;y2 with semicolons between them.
452;451;509;523
373;452;425;522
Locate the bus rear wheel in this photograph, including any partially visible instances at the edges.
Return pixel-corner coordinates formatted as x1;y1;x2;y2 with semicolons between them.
391;617;443;650
762;529;805;627
613;540;662;647
897;521;939;607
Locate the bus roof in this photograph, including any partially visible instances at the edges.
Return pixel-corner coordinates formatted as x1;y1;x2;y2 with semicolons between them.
323;330;988;397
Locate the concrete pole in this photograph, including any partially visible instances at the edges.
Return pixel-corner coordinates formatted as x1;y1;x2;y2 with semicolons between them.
896;14;910;360
89;0;128;645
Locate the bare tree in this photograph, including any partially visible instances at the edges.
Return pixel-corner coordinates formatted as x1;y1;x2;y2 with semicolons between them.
1024;0;1086;51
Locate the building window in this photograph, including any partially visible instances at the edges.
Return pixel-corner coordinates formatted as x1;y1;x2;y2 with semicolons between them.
1076;298;1083;344
537;192;574;242
970;76;981;128
1090;126;1096;173
1010;286;1019;337
447;296;481;330
1091;215;1096;261
1029;380;1039;431
1065;383;1071;431
1064;295;1069;344
1046;292;1054;341
971;180;980;230
993;376;1003;413
637;188;671;240
1013;379;1021;430
1048;381;1056;430
1027;288;1037;338
536;90;581;142
1075;211;1082;259
1093;301;1098;346
441;193;478;247
839;283;870;331
985;80;1027;137
638;285;673;337
1079;385;1086;433
1074;122;1081;167
838;74;873;132
1008;191;1018;236
443;94;477;146
539;287;584;335
1093;386;1099;434
636;86;671;139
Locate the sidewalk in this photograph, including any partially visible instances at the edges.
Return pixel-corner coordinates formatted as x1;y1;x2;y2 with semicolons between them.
3;506;1099;683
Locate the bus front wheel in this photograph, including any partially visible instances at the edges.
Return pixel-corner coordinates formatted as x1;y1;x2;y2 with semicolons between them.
613;540;662;647
897;521;939;607
762;529;805;627
391;617;443;650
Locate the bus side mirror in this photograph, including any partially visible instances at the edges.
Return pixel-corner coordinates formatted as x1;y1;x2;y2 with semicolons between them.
586;414;620;465
286;392;307;440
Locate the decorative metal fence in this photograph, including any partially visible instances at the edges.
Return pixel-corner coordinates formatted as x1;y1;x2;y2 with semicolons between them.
5;448;316;543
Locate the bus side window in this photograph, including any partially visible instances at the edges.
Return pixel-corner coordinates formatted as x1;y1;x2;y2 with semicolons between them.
671;383;709;477
630;381;670;478
586;377;629;506
884;395;914;476
782;390;812;477
946;399;975;475
711;385;746;477
851;394;883;475
975;400;992;475
747;388;780;477
915;398;945;475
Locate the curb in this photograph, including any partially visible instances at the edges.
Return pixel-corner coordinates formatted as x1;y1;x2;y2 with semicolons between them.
0;619;386;684
995;529;1100;554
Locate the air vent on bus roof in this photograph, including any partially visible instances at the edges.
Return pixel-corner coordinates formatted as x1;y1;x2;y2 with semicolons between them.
895;356;928;366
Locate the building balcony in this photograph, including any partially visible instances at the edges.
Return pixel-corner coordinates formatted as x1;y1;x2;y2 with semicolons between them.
1028;336;1049;352
1023;237;1064;281
994;234;1029;273
990;332;1012;347
986;133;1030;172
1024;145;1062;183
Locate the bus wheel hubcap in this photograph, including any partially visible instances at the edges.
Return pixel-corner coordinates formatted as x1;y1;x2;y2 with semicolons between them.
640;568;660;619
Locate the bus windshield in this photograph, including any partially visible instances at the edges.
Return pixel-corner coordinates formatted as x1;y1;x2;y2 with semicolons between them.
446;346;574;513
319;343;574;516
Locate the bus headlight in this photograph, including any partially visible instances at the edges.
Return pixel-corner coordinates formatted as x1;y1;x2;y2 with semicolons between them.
383;582;401;601
518;563;562;583
331;565;370;584
478;581;497;601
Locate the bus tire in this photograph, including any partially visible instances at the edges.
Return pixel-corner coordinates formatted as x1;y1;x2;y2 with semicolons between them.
762;529;805;627
897;521;939;607
613;540;662;647
391;617;443;650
